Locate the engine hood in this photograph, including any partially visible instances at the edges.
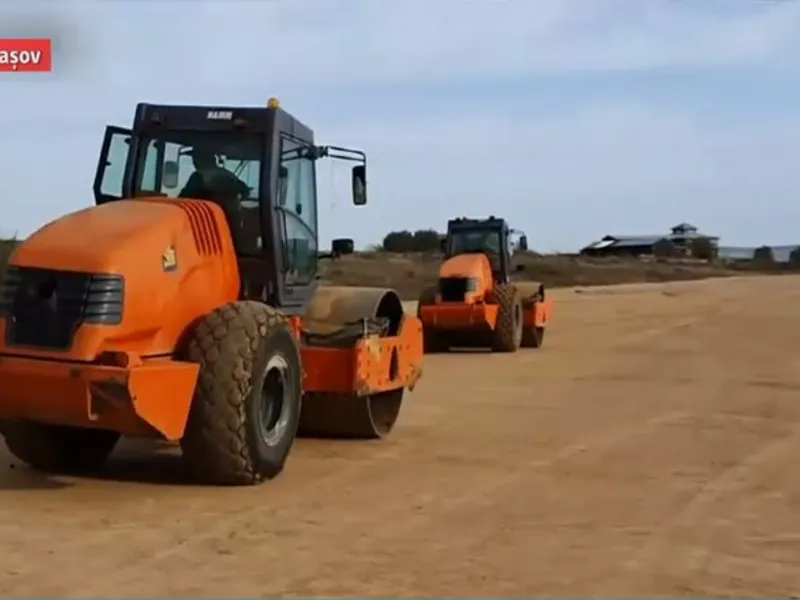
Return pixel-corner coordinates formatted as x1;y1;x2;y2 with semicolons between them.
12;200;188;273
4;198;240;360
440;252;493;280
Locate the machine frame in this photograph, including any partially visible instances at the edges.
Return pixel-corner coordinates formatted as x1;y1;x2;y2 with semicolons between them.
0;99;423;485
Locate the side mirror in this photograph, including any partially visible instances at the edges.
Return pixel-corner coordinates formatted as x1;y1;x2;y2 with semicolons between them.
162;160;180;189
518;235;529;252
332;237;355;256
352;165;367;206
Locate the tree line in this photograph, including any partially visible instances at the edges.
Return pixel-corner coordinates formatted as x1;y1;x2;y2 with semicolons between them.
380;229;442;253
2;232;800;268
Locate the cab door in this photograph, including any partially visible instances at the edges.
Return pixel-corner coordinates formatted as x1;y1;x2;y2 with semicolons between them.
274;132;319;313
93;126;133;204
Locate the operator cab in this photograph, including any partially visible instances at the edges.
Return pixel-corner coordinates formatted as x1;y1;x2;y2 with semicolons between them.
92;98;366;314
444;217;528;283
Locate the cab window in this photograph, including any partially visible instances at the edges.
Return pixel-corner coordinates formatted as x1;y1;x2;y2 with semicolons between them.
449;230;501;256
134;132;263;254
97;131;131;199
278;134;318;285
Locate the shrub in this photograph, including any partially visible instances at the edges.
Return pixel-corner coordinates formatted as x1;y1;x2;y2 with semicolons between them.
0;238;15;281
412;229;441;252
788;246;800;270
382;230;415;252
752;245;776;268
382;229;443;252
689;238;716;261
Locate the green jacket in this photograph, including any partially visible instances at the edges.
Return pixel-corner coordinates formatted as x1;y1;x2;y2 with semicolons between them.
179;167;249;225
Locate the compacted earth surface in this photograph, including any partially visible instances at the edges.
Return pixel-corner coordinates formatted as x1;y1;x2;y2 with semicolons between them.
1;275;799;597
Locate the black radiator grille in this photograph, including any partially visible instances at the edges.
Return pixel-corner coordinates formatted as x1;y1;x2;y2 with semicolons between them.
438;277;469;303
0;266;124;351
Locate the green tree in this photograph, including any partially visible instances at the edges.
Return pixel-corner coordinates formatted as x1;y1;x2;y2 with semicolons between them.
0;238;16;281
752;245;776;268
412;229;441;252
689;237;716;261
788;246;800;270
382;230;415;252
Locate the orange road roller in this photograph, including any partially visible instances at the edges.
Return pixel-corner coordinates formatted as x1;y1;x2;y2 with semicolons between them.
417;217;552;353
0;98;423;485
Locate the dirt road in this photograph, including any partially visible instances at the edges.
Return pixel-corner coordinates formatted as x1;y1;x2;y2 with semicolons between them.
1;275;799;597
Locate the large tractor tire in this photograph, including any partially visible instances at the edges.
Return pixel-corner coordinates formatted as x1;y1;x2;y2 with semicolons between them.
180;301;303;486
417;285;449;353
1;422;120;474
489;283;523;352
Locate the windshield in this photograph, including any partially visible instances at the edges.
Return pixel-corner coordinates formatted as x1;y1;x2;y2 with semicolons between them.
448;230;502;256
132;130;264;255
134;130;262;204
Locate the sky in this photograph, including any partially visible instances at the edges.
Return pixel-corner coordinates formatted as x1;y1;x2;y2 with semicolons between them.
2;0;800;252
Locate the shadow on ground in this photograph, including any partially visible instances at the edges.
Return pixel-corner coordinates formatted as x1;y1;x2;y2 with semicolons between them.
0;439;197;491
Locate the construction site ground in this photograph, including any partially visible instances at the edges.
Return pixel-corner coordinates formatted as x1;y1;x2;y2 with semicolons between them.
1;274;799;597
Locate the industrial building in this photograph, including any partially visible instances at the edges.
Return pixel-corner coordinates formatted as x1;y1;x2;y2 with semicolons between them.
580;223;719;259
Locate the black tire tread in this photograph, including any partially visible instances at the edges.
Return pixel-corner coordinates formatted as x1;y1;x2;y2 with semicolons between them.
489;283;522;352
180;301;294;485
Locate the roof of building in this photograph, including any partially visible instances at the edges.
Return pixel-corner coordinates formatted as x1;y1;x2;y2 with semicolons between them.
667;231;719;241
582;235;668;251
583;239;617;250
612;237;669;248
668;222;719;239
606;235;665;244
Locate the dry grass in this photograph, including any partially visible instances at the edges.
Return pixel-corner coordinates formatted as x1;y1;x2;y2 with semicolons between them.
0;238;785;300
321;251;763;299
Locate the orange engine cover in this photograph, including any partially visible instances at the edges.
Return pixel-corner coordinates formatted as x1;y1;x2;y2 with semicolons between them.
0;198;240;362
437;253;494;303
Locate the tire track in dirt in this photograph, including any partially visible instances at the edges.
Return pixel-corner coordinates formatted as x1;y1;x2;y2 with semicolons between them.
607;405;800;594
71;295;712;596
4;276;798;597
36;299;689;595
71;412;693;597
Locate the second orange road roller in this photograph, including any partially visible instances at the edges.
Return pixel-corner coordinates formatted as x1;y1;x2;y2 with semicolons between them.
416;217;552;353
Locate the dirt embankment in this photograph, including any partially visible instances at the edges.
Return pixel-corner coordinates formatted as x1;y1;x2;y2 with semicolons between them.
321;251;773;299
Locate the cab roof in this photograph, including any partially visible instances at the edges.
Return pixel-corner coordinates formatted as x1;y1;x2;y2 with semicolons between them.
133;102;314;143
447;216;508;232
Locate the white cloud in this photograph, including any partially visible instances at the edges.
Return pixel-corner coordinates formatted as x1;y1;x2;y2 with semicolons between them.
7;0;800;92
144;0;800;91
316;102;800;250
1;0;800;250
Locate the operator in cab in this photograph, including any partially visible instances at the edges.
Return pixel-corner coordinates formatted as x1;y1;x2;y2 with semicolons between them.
179;148;250;227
